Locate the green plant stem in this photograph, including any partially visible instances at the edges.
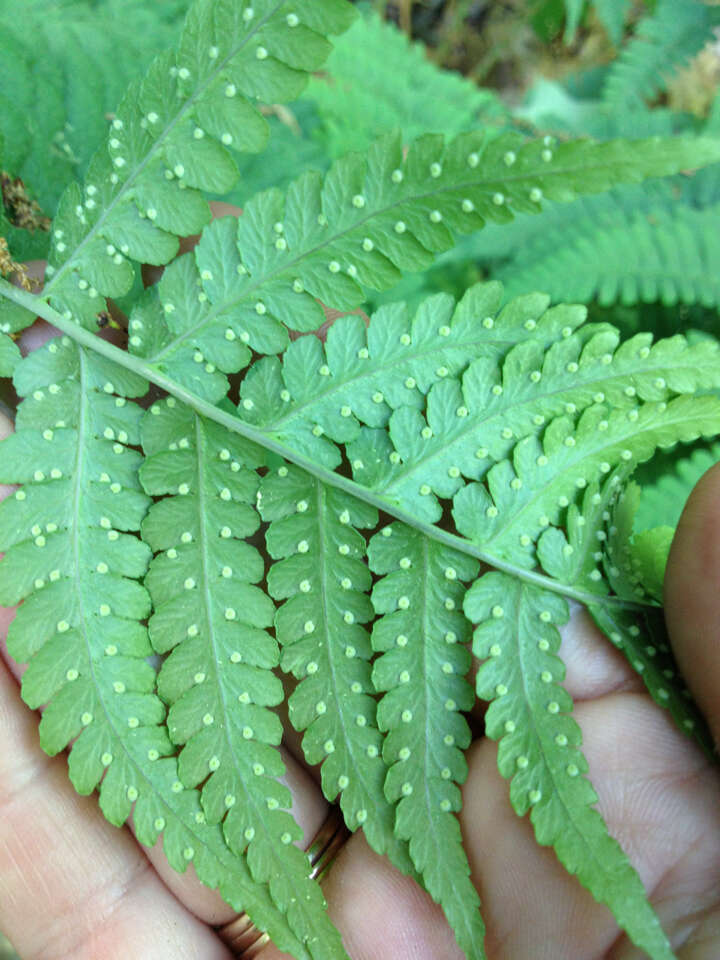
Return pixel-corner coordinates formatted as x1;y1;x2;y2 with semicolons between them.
0;278;652;611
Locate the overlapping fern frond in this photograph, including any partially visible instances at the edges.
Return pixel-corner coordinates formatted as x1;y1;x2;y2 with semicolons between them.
489;180;720;308
602;0;720;112
1;2;720;959
0;0;191;258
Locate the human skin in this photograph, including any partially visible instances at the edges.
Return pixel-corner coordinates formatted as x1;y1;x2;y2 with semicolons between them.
0;225;718;959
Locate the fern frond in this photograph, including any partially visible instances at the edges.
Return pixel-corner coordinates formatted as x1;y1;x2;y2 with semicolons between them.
564;0;630;46
453;395;720;574
494;184;720;309
0;335;319;957
589;603;713;756
4;263;717;959
464;572;674;960
635;442;720;532
260;465;414;875
24;0;354;332
138;400;347;959
111;129;720;406
4;0;720;955
368;524;484;960
536;466;630;597
593;0;631;45
238;284;584;467
0;0;187;258
236;280;720;576
306;7;505;158
0;331;20;376
603;0;720;111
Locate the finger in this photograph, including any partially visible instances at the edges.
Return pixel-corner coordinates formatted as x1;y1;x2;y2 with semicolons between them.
558;603;645;701
462;692;720;959
136;750;328;927
664;460;720;746
252;696;720;960
0;651;233;960
256;832;465;960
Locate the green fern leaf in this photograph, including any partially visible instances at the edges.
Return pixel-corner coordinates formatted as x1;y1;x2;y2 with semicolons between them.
238;284;582;466
368;523;484;960
494;183;720;309
603;0;720;111
625;526;673;602
562;0;586;43
4;265;717;959
464;572;674;960
0;331;20;376
5;3;720;950
589;603;713;757
0;335;320;956
306;6;506;158
114;124;718;401
634;442;720;532
79;129;720;404
536;466;630;597
138;399;348;959
453;395;720;573
29;0;355;331
0;0;188;258
260;465;414;876
593;0;631;45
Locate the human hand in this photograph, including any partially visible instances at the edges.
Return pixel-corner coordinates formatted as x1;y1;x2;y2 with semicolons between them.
0;233;718;960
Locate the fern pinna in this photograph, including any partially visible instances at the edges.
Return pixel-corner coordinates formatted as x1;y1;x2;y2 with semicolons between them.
1;2;719;959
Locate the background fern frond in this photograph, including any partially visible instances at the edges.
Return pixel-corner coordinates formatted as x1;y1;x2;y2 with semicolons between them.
634;442;720;532
464;572;674;960
0;0;189;259
225;5;509;209
603;0;720;112
490;182;720;309
305;5;506;158
563;0;631;46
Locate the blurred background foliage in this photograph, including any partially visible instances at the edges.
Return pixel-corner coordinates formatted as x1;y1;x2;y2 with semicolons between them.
1;3;720;949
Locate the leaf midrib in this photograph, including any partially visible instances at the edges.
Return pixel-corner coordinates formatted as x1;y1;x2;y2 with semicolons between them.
481;399;716;551
380;351;714;498
148;150;674;366
0;279;652;611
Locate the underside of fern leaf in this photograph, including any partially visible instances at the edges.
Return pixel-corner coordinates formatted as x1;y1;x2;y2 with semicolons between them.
3;2;720;957
464;574;674;960
4;269;719;959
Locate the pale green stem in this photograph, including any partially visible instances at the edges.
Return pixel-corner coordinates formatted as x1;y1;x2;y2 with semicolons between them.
0;279;652;611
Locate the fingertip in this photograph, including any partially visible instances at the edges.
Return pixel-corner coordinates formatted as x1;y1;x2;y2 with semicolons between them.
664;461;720;746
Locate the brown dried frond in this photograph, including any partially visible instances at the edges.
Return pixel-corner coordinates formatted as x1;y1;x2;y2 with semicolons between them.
1;172;51;233
0;236;33;291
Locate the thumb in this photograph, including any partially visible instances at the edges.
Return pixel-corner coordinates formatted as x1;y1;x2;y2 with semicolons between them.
664;460;720;748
